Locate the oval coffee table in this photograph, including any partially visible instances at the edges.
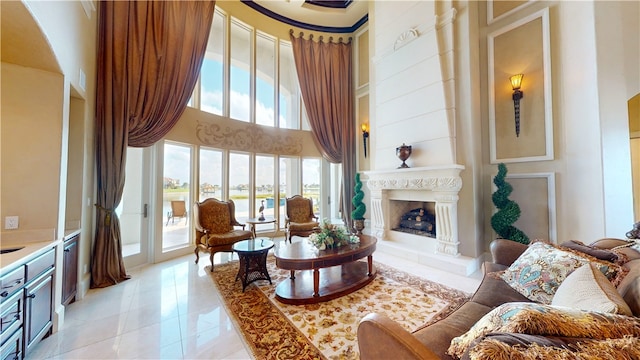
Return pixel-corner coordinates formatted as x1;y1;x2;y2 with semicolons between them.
273;234;377;304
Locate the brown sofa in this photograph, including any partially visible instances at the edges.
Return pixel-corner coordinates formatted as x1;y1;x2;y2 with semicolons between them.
357;238;640;359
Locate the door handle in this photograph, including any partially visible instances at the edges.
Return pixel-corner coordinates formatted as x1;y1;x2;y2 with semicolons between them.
144;203;148;218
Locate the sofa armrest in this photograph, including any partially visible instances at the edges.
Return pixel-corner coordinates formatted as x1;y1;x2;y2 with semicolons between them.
358;313;440;360
490;239;528;267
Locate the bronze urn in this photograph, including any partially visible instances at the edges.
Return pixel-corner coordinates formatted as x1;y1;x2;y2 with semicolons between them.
396;143;412;168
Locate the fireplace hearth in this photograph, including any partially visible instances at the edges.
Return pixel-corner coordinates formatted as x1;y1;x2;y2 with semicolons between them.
364;165;464;256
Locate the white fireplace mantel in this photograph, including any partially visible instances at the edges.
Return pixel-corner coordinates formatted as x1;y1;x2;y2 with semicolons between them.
364;165;465;256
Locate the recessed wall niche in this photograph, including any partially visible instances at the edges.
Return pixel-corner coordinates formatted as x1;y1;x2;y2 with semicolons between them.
488;7;553;163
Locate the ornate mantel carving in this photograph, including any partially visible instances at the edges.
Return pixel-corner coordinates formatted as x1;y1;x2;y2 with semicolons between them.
364;165;464;256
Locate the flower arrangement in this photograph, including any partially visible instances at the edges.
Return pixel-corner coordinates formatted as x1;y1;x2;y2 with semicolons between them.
308;219;360;250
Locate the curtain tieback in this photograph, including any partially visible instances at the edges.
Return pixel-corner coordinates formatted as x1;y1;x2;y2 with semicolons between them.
95;204;115;226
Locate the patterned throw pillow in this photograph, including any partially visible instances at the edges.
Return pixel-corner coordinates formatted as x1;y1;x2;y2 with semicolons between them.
497;241;622;304
552;263;632;316
468;336;640;360
446;302;640;359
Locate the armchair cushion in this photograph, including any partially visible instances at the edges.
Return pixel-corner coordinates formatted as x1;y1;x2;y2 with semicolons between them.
288;222;318;231
201;230;254;247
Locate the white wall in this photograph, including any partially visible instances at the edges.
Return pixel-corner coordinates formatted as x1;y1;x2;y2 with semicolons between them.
371;1;456;169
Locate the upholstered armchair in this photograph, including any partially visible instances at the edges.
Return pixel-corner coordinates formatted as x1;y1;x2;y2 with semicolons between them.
193;198;253;271
284;195;319;243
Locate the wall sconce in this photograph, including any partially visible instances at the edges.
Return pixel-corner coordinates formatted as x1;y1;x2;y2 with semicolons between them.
361;122;369;158
510;74;524;137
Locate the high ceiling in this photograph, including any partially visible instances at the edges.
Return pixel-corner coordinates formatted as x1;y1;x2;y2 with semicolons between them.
247;0;368;33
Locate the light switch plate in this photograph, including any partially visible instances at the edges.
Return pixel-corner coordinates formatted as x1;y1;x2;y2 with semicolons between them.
5;216;19;229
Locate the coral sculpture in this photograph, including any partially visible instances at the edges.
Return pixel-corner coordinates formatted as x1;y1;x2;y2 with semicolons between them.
491;163;530;244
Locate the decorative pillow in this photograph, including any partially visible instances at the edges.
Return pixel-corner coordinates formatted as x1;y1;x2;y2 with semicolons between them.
552;263;632;316
467;336;640;360
560;240;620;263
497;241;623;304
446;302;640;359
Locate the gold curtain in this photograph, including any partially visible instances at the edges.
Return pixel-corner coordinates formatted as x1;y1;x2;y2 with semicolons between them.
290;31;355;229
92;1;215;288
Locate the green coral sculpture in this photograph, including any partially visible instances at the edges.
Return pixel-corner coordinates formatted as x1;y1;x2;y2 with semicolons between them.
491;163;530;244
351;173;366;220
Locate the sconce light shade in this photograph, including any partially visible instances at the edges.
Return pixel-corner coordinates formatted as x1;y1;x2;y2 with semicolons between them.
510;74;524;90
361;123;369;158
509;74;524;137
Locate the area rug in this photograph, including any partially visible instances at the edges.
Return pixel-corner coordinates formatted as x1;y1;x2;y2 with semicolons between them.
209;256;470;360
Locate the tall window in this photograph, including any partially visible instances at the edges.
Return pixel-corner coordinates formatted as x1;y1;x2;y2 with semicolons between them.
193;9;307;130
255;155;276;233
303;158;321;214
279;156;299;228
230;20;251;122
279;41;301;129
199;148;223;202
256;32;276;127
200;11;225;115
229;152;250;222
184;9;330;235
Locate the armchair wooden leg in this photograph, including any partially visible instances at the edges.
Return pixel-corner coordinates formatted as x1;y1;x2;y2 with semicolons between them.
209;251;215;272
194;246;200;264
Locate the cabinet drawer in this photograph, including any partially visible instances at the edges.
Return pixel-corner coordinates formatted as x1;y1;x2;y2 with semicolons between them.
0;326;22;360
0;267;25;302
25;249;55;282
0;291;22;343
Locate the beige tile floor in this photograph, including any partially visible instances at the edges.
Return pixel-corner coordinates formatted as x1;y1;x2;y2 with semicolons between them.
29;237;482;360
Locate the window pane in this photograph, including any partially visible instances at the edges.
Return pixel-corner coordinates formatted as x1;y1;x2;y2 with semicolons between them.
163;143;191;251
303;158;321;215
229;152;250;222
201;11;225;115
199;148;223;202
230;20;251;122
256;33;275;127
279;156;300;228
279;41;300;129
255;155;275;234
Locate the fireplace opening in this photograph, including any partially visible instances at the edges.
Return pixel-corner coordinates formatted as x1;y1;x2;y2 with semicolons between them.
390;200;436;238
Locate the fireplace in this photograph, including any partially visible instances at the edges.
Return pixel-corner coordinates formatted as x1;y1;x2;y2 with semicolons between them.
391;201;436;238
364;165;464;256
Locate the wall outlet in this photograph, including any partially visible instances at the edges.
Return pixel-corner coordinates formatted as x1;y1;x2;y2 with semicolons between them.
5;216;19;229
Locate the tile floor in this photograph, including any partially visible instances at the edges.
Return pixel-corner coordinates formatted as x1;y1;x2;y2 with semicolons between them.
29;237;482;359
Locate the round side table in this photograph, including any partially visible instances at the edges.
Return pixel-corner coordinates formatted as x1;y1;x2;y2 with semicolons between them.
245;217;277;237
232;238;274;292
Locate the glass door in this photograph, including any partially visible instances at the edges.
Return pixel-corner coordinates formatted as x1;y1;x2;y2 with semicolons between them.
156;142;194;262
119;147;151;268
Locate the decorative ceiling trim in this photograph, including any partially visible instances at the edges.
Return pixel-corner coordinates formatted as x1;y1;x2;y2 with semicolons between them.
241;0;367;34
305;0;352;9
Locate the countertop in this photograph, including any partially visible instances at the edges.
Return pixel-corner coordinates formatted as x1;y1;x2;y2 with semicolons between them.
0;229;80;274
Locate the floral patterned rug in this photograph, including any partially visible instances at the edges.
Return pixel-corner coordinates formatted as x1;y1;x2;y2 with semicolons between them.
209;256;469;360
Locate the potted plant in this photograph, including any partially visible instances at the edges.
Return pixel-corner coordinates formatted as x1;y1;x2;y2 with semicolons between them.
491;163;530;244
352;173;366;234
